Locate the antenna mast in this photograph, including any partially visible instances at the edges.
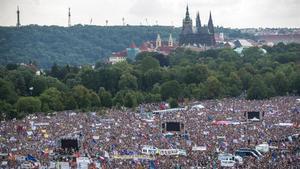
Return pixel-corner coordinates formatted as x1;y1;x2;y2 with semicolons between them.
68;8;71;27
16;6;21;27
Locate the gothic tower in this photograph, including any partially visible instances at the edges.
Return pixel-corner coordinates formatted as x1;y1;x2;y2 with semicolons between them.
196;12;201;33
16;6;21;27
181;5;193;35
208;11;214;35
156;33;162;48
179;6;216;47
208;11;216;45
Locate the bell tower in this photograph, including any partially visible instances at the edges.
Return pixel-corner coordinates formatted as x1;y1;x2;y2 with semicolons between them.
168;34;173;47
156;33;162;48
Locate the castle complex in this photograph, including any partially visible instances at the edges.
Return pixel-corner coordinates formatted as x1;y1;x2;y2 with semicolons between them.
179;6;216;47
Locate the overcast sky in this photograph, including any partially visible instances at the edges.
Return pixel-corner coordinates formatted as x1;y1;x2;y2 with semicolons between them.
0;0;300;28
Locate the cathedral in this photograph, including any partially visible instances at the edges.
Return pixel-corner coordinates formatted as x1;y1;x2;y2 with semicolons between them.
179;6;216;47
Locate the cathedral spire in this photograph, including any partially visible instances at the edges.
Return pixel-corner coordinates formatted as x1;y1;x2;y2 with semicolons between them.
16;6;21;27
185;5;191;21
208;11;214;34
207;11;216;45
196;11;201;33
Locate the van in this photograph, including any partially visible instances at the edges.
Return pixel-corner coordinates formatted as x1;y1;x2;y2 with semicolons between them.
255;143;270;153
218;153;243;165
235;148;262;160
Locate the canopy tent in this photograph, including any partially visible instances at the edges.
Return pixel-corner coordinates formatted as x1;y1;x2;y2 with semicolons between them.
191;104;205;110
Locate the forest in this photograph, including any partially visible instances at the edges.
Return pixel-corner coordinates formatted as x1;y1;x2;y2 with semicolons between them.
0;42;299;120
0;25;254;68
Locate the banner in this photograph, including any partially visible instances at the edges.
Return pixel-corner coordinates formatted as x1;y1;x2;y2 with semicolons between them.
192;146;207;151
158;149;187;156
112;155;154;160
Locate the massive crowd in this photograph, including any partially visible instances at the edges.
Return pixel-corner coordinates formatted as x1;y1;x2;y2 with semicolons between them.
0;96;299;168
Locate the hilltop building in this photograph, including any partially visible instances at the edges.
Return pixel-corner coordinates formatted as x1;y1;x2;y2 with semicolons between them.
108;51;127;64
154;33;177;55
126;42;140;60
108;33;177;64
179;6;216;47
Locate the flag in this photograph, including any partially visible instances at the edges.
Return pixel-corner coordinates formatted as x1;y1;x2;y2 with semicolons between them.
25;154;37;162
149;160;156;169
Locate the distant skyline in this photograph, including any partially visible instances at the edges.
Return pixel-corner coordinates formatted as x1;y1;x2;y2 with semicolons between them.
0;0;300;28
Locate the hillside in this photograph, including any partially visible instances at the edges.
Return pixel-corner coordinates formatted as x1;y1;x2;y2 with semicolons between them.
0;25;253;68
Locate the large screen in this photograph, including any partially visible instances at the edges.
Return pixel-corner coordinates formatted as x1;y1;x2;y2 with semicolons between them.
247;111;260;120
166;122;181;132
61;139;79;150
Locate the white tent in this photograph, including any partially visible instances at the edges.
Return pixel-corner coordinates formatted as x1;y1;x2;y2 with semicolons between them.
191;104;205;110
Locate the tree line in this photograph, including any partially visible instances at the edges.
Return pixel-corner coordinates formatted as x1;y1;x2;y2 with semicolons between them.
0;25;253;68
0;42;299;120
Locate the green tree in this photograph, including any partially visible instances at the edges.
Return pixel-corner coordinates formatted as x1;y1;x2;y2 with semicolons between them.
16;97;41;114
46;77;68;91
0;101;15;120
160;80;181;100
31;76;48;96
143;69;163;90
89;91;101;108
290;70;300;94
168;98;178;108
227;72;243;97
98;87;112;108
184;64;209;84
247;76;269;100
113;90;126;106
62;92;77;110
0;78;18;104
273;71;288;95
72;85;91;109
118;73;138;90
204;76;223;99
39;87;64;111
124;92;138;108
139;56;160;73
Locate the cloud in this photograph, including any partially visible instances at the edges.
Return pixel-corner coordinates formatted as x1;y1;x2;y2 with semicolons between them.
0;0;300;27
129;0;170;17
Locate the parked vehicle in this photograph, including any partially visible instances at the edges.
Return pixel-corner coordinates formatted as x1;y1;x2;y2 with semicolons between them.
235;148;263;160
218;153;243;166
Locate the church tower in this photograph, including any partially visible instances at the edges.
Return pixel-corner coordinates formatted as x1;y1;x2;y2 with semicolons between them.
208;11;216;45
179;6;216;47
156;33;162;48
16;6;21;27
208;11;214;35
181;5;193;35
196;12;201;33
168;33;173;47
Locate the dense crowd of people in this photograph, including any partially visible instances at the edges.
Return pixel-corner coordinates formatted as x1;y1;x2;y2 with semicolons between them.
0;96;299;168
